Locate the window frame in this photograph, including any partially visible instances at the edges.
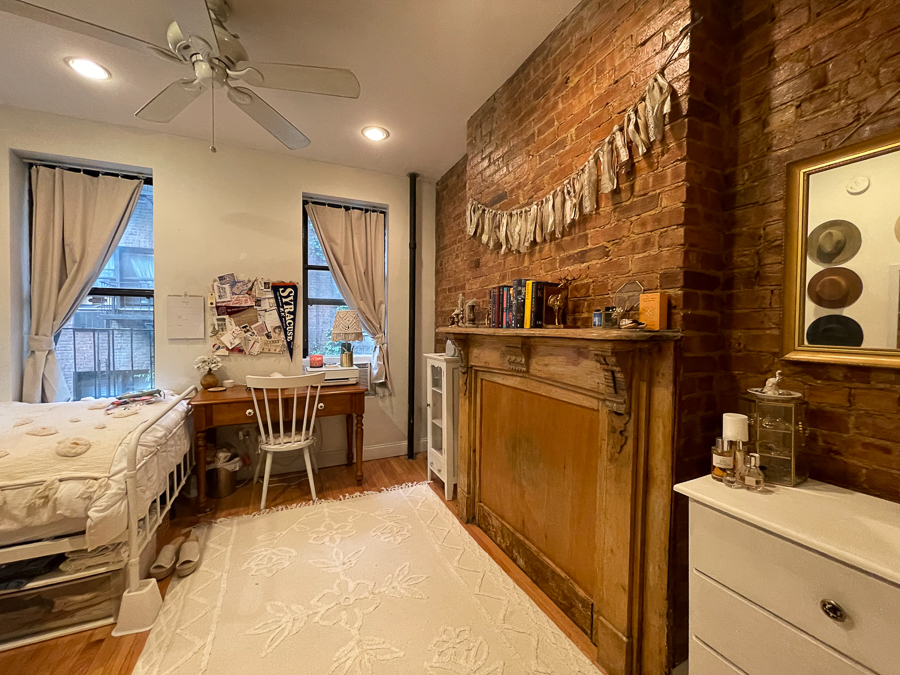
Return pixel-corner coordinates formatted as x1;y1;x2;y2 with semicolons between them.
301;198;386;359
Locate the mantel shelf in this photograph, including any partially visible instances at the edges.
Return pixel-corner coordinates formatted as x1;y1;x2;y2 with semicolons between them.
437;326;681;342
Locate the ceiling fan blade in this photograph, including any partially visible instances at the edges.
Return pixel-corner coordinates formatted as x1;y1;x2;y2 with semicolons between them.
173;0;219;57
135;79;204;123
0;0;166;56
227;86;310;150
234;62;360;99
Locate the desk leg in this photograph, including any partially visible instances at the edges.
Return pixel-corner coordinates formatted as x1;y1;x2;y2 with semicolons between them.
346;414;354;466
355;414;364;485
196;431;210;512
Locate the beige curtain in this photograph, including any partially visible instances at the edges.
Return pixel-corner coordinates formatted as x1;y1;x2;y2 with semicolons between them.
305;204;392;393
23;166;143;403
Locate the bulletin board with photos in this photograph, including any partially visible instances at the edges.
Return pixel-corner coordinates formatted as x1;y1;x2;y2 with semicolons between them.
209;273;299;359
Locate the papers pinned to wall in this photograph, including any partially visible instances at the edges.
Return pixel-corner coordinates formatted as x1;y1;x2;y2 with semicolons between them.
208;273;294;358
166;295;206;340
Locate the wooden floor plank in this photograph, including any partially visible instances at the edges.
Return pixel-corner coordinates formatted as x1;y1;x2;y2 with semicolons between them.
0;452;599;674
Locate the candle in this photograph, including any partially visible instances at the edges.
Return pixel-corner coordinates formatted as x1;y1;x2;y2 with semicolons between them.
723;413;749;442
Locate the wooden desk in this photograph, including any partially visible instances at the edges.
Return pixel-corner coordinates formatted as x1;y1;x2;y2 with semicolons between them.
190;383;367;510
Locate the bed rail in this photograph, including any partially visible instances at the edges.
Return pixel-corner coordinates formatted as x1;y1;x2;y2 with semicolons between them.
123;385;198;594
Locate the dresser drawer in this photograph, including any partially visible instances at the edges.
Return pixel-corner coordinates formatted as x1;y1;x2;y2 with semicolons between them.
689;636;746;675
691;569;874;675
691;502;900;675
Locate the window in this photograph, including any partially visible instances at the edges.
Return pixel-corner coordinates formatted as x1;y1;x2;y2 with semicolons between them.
302;200;379;358
55;182;154;398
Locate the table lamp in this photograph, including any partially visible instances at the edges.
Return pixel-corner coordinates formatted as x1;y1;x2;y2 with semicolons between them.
331;310;363;367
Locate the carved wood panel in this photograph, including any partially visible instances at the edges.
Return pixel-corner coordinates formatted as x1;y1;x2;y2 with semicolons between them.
440;328;677;675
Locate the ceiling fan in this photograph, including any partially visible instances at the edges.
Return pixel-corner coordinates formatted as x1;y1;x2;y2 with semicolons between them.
0;0;361;150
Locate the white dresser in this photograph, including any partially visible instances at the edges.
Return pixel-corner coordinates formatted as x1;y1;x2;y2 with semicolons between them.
675;476;900;675
424;353;460;500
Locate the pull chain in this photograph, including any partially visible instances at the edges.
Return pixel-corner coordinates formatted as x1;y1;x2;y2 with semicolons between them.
210;88;217;153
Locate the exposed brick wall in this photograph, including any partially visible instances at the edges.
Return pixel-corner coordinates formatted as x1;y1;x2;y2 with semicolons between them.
434;155;468;350
721;0;900;504
436;0;900;502
459;0;693;332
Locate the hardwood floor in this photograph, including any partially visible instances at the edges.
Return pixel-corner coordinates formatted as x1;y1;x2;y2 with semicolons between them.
0;453;600;674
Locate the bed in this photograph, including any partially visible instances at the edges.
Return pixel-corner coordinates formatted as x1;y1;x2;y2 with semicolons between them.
0;387;197;648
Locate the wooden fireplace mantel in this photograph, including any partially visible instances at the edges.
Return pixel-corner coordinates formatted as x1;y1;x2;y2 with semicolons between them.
437;325;679;675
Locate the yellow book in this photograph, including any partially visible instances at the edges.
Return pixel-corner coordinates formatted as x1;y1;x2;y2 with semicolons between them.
524;281;534;329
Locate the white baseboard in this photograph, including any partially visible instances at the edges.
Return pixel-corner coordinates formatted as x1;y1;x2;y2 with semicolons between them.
313;438;428;470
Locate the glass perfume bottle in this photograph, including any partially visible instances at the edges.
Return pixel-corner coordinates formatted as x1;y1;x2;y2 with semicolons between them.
711;437;733;482
741;453;765;492
723;440;745;489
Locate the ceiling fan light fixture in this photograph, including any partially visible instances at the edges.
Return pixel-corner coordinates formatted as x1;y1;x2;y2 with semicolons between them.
362;126;389;142
66;57;111;80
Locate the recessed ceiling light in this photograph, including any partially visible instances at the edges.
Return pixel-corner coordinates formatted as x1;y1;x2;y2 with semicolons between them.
66;57;111;80
362;126;389;141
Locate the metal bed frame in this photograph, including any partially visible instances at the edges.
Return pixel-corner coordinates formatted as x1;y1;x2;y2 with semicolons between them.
0;386;198;646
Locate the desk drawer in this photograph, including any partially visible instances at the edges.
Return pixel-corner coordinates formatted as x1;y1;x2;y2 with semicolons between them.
313;393;353;417
691;503;900;675
211;402;268;427
691;570;872;675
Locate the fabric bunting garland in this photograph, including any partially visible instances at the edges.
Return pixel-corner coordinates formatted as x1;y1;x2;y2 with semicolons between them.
466;70;673;255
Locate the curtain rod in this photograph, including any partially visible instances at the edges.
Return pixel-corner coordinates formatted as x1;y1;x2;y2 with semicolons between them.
27;161;152;185
303;199;386;214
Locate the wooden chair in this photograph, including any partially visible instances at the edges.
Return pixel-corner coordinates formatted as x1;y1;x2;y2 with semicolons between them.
247;372;326;509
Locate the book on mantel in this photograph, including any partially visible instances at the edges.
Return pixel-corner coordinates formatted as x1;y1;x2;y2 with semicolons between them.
489;280;560;329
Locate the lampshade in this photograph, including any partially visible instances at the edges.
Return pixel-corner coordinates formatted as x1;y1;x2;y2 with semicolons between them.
331;310;364;342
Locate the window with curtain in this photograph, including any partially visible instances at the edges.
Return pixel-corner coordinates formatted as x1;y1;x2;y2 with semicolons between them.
54;183;155;398
302;200;381;358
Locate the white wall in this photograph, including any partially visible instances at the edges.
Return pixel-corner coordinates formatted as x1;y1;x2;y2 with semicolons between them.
0;104;436;464
805;150;900;350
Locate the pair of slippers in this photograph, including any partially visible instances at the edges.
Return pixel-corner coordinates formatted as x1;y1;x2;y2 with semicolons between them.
150;531;201;580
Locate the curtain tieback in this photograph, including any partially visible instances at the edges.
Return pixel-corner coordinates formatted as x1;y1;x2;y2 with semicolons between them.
373;333;387;348
28;335;54;352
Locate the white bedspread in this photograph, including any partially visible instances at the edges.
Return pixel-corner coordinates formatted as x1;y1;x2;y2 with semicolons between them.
0;393;190;549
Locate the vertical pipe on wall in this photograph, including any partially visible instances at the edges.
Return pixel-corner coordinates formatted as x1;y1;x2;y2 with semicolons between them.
407;172;418;459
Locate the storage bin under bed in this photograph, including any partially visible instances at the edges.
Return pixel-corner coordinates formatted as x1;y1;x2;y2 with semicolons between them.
0;569;124;650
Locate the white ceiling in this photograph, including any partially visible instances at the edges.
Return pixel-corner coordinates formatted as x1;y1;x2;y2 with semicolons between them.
0;0;579;180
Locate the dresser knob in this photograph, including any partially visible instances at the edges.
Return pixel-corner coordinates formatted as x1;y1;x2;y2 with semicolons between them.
245;409;255;417
317;403;325;410
820;599;847;623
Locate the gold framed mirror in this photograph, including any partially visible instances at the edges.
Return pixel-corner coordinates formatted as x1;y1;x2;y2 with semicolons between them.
784;129;900;369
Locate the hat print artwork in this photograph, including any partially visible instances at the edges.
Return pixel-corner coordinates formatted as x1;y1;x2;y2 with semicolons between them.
807;219;862;266
806;315;864;347
807;268;863;309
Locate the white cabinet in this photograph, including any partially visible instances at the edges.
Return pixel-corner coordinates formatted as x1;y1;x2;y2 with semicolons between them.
676;476;900;675
424;353;460;500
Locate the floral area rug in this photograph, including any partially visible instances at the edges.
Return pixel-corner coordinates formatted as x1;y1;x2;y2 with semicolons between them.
134;483;599;675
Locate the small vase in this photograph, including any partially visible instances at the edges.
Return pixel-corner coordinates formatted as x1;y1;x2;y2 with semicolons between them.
200;369;219;390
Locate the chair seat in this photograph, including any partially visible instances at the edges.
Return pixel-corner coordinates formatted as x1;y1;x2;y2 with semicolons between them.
260;434;315;453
